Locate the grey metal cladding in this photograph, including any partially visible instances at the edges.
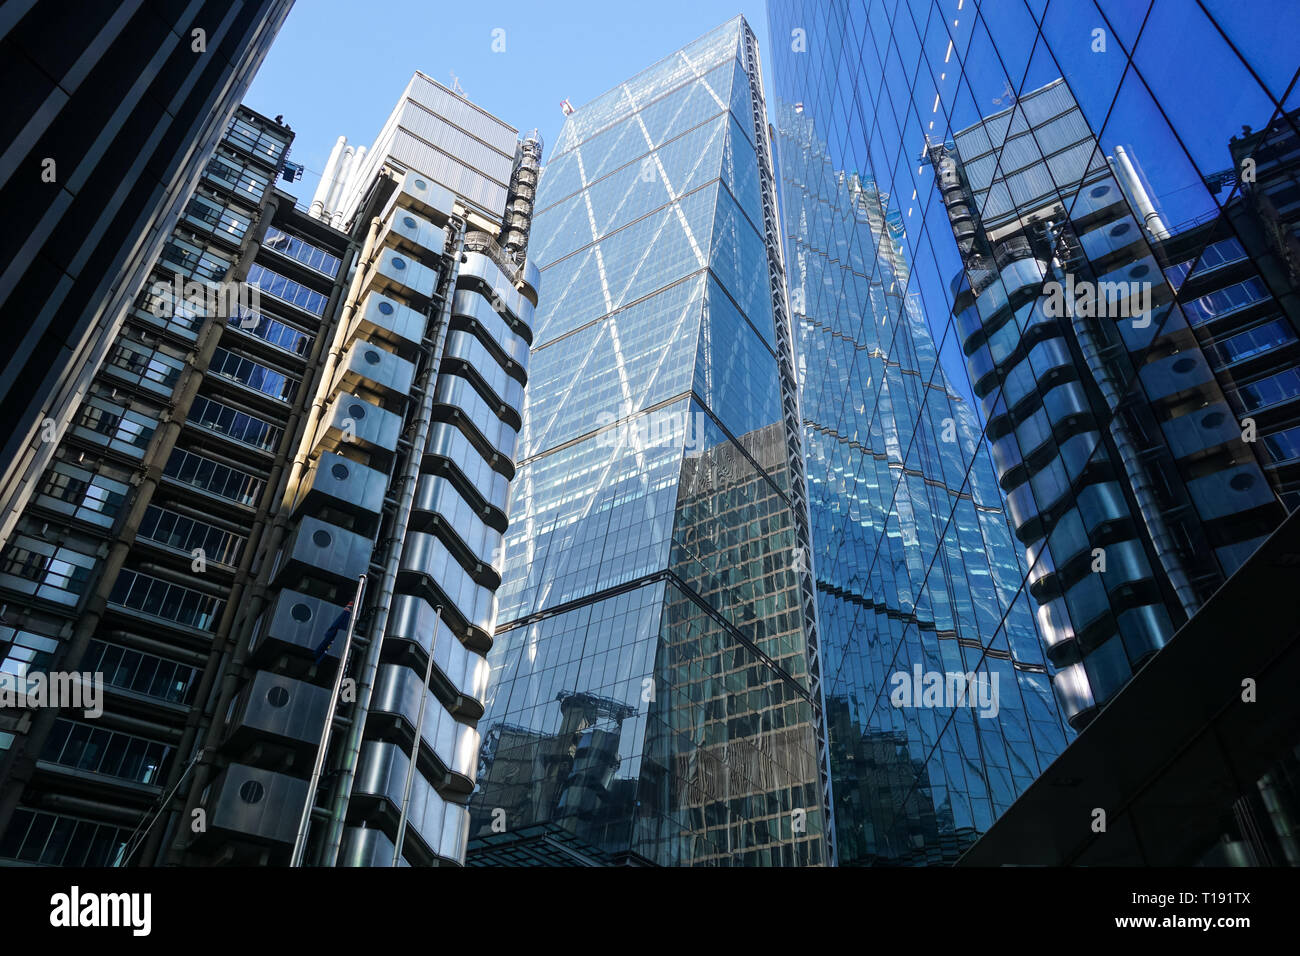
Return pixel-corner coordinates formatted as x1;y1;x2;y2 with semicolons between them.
317;393;403;457
384;593;491;714
371;663;479;783
298;450;387;523
255;588;351;662
225;670;330;749
333;340;416;400
273;515;373;588
424;422;510;520
451;289;531;370
209;763;307;845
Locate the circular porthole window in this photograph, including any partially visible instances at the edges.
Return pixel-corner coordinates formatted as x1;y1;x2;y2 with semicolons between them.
331;463;350;480
266;686;290;708
1130;264;1150;278
1090;185;1110;198
413;178;427;190
348;403;367;420
1200;411;1226;428
290;603;312;622
391;256;407;270
239;780;265;805
403;216;417;229
364;349;381;365
1172;356;1197;373
1110;222;1131;237
312;529;332;548
378;301;394;315
1230;472;1257;491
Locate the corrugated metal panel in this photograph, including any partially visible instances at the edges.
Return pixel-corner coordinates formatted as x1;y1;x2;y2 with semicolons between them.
388;131;508;218
1021;79;1075;127
1033;110;1091;155
1046;140;1103;192
396;101;513;185
1006;162;1057;208
408;73;518;156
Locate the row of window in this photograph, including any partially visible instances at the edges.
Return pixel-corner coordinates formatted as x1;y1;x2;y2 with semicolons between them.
0;809;129;866
1184;277;1271;325
75;394;157;457
81;638;200;706
227;310;312;356
1204;317;1296;367
184;193;252;245
137;504;246;567
41;718;173;787
38;460;129;526
162;238;231;285
204;154;269;205
163;448;264;507
208;347;300;403
108;568;225;631
0;538;95;604
188;395;283;452
247;263;328;316
224;115;289;165
263;228;341;278
105;337;185;395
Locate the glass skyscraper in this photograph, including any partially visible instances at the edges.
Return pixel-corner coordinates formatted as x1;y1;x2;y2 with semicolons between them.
468;16;834;866
768;0;1300;865
772;83;1071;867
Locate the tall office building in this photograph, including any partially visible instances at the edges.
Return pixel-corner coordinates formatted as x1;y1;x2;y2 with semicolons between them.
768;0;1300;865
467;16;835;866
773;107;1072;864
0;75;541;867
0;0;295;553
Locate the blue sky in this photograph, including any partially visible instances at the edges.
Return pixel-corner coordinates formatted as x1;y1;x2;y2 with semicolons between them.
245;0;769;208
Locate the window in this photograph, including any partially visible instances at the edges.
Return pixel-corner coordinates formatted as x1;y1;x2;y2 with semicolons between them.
1205;317;1296;366
41;718;174;786
162;238;231;284
108;568;225;631
207;347;300;403
0;809;129;866
225;115;288;164
262;228;341;277
81;639;200;705
138;504;245;566
227;310;311;356
1183;277;1271;325
106;338;185;394
1188;237;1248;277
183;194;252;243
1263;425;1300;464
203;154;269;202
163;448;264;506
1234;367;1300;411
188;395;282;451
246;264;327;316
75;397;157;456
0;537;95;603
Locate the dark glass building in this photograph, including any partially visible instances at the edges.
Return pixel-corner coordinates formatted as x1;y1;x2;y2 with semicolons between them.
0;0;294;552
768;0;1300;864
468;16;834;866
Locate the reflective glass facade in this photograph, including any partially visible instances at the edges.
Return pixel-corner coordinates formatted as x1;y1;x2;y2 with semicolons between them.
768;0;1300;865
469;17;832;866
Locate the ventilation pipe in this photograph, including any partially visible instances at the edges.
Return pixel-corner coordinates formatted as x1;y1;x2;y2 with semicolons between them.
311;136;346;220
331;146;366;231
1112;145;1170;240
324;145;356;222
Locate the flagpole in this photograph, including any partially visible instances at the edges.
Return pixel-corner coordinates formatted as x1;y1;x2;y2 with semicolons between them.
392;605;442;866
292;572;366;867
